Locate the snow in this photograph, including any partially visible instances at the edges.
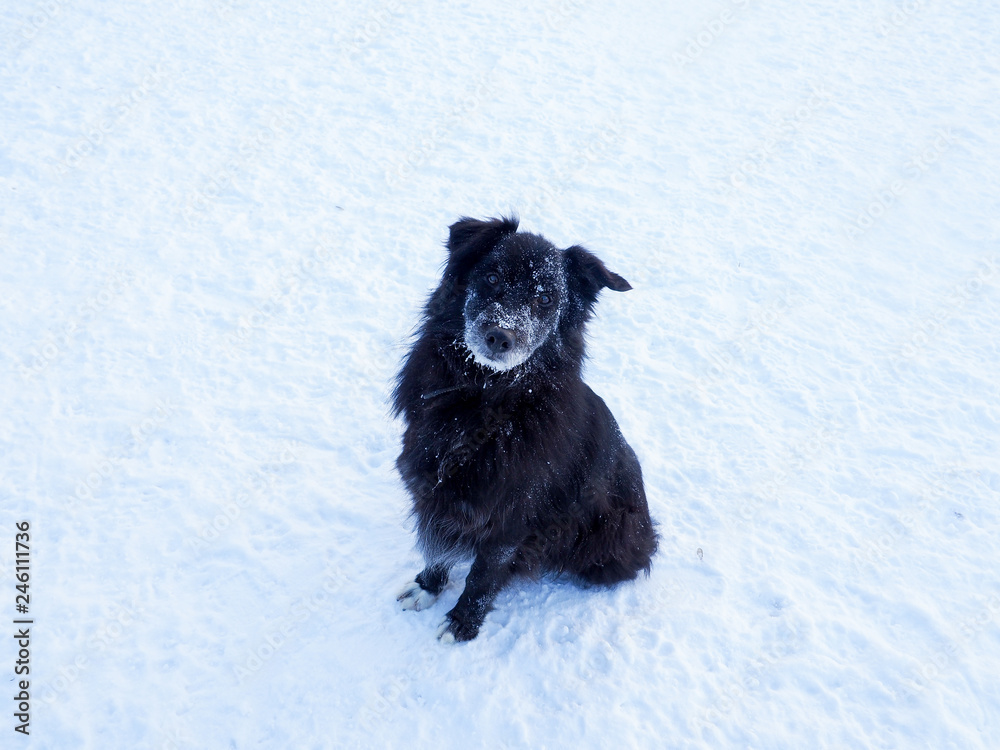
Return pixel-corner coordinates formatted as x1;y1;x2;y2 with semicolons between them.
2;0;999;747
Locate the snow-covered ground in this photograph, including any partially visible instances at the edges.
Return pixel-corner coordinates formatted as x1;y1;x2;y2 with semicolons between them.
2;0;999;747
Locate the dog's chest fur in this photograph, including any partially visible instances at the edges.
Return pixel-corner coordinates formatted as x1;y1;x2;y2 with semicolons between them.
401;380;571;545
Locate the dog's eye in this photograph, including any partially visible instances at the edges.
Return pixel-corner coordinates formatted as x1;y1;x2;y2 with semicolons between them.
537;293;553;307
486;272;500;286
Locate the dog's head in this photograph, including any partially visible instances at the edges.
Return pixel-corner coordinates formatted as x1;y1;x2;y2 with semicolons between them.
439;216;632;373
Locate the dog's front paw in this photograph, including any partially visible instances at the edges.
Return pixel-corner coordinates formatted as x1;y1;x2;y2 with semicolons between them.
396;580;439;612
436;612;481;643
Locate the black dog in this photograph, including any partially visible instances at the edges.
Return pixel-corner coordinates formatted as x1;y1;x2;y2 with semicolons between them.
393;216;657;642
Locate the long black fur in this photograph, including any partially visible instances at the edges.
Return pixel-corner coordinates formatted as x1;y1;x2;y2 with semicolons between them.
393;215;657;642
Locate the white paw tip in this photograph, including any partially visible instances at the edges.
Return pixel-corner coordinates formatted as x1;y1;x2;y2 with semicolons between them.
437;620;456;644
396;581;438;612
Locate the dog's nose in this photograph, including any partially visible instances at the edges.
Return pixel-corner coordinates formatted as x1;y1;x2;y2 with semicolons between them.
484;326;515;355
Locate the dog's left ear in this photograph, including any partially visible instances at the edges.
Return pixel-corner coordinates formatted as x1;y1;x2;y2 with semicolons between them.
564;245;632;307
446;215;519;274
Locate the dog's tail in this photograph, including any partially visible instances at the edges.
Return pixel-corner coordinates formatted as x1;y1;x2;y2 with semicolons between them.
571;502;659;586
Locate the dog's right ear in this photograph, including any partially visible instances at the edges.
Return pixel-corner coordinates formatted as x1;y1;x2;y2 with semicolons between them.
564;245;632;312
446;215;519;272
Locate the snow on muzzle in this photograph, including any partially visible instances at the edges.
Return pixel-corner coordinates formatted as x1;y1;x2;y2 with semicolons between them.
463;304;545;372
